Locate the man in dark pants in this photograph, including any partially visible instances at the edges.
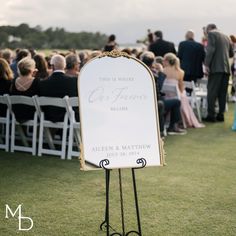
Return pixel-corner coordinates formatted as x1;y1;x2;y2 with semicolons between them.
204;24;234;122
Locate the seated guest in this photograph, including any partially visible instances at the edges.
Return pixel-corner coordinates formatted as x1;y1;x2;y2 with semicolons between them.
155;56;164;66
0;58;13;94
0;58;14;116
121;48;132;55
140;51;186;135
10;49;30;79
39;54;78;122
88;50;102;60
163;53;204;128
1;49;14;65
65;53;80;77
10;57;40;122
33;54;50;80
79;51;90;69
45;55;53;72
29;48;37;58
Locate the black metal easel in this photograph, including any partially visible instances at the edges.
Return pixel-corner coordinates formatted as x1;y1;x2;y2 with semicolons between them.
99;158;147;236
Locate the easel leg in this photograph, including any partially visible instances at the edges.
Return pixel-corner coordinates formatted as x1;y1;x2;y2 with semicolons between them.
99;158;145;236
100;169;111;235
106;169;110;236
132;168;142;235
126;169;142;236
118;169;125;235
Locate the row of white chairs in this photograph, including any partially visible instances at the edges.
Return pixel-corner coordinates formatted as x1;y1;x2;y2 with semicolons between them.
0;95;81;160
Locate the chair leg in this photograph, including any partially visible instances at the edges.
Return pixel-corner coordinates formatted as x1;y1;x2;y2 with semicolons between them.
6;117;10;152
74;128;81;157
0;124;4;149
67;124;74;160
11;117;15;153
32;117;37;156
0;128;4;148
61;124;68;160
38;118;44;156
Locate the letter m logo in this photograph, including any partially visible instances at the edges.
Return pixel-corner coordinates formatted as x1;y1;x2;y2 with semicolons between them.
5;204;22;218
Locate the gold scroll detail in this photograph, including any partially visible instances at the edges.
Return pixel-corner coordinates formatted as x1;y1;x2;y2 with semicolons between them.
99;49;132;59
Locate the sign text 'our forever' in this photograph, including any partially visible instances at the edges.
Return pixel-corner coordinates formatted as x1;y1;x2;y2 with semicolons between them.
88;87;147;104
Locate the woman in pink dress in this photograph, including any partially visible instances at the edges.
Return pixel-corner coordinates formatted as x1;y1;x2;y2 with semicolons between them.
163;53;204;128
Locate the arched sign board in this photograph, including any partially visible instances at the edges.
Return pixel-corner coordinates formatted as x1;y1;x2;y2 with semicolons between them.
78;51;164;170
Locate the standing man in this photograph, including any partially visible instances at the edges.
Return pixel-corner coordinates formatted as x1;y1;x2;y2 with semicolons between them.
178;30;205;83
204;24;234;122
149;30;176;57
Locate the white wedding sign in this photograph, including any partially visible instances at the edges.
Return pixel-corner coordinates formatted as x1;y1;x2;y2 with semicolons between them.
78;51;164;170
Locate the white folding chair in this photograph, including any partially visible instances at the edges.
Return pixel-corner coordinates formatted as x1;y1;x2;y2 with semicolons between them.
196;77;208;91
5;95;38;155
65;96;81;160
162;83;186;128
184;81;202;122
34;96;68;160
196;78;209;118
0;95;10;151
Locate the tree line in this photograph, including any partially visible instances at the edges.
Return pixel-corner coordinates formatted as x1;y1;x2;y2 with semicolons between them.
0;23;108;50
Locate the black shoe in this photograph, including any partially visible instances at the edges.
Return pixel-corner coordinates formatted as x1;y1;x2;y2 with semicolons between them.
216;114;224;122
203;116;216;122
167;127;187;135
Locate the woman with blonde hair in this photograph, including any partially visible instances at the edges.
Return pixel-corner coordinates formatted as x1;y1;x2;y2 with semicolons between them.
0;58;13;116
10;57;40;122
0;58;13;89
163;53;204;128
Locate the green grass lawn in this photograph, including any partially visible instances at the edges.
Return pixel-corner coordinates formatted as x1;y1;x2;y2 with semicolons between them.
1;105;236;236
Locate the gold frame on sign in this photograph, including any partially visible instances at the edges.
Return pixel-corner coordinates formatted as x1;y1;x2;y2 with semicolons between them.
98;49;132;59
78;50;165;170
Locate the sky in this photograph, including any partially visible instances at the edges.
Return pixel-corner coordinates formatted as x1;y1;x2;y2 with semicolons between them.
0;0;235;45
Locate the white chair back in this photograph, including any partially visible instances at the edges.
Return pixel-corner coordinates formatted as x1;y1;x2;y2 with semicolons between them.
0;95;10;151
65;96;80;160
33;96;69;160
184;81;202;122
5;95;38;155
196;78;208;92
